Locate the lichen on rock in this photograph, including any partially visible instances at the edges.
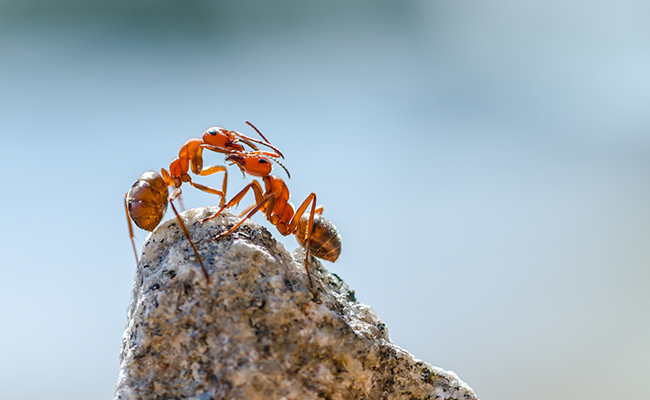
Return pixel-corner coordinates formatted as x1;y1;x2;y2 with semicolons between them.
115;207;478;400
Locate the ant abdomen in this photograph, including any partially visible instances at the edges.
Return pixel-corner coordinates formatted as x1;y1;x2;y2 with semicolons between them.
126;171;169;231
296;213;342;263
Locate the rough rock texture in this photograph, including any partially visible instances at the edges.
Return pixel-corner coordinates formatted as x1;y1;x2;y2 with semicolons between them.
115;207;478;400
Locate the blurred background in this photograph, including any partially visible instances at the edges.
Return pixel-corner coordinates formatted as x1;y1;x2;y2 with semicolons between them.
1;1;649;399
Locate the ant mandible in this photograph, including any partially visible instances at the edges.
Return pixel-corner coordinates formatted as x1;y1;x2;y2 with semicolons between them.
124;122;285;281
201;127;341;288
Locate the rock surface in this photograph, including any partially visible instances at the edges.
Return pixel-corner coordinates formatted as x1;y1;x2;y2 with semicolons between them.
115;207;479;400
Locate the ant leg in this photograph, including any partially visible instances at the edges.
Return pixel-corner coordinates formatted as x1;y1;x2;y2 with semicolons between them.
237;202;257;218
236;182;275;218
188;147;228;202
189;181;225;206
168;189;210;282
194;165;228;207
214;192;275;240
124;193;139;264
288;193;318;288
200;143;256;154
201;180;264;223
177;193;186;212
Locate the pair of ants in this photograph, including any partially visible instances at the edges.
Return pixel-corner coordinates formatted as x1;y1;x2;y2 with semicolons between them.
125;122;341;287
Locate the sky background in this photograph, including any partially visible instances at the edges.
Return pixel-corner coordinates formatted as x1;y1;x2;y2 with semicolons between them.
1;1;649;399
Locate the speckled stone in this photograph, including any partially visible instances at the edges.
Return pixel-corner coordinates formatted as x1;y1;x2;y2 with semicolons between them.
115;207;478;400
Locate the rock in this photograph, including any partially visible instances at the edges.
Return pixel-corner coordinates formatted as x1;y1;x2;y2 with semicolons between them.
115;207;479;400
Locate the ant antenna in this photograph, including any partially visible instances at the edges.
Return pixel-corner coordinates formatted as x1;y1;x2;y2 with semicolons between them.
273;158;291;179
245;121;270;143
244;121;285;159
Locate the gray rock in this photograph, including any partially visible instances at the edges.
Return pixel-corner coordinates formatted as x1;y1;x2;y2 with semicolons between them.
115;207;478;400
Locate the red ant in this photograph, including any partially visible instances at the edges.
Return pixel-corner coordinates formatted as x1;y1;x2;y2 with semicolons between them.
201;128;341;288
125;123;285;281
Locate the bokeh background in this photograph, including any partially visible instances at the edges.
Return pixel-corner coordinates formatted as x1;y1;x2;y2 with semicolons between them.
1;1;649;399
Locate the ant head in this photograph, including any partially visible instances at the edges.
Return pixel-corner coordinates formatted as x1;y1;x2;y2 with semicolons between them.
202;127;245;152
226;152;272;177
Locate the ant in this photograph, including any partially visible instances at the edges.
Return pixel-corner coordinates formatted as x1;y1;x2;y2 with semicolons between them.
201;128;341;288
125;123;285;281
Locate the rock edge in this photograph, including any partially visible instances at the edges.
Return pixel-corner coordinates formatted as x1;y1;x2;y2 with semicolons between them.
115;207;478;400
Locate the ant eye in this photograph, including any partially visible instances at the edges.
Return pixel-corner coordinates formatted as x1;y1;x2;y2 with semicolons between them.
207;128;217;136
258;158;269;164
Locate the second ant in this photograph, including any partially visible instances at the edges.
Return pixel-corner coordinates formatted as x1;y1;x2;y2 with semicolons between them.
201;125;342;288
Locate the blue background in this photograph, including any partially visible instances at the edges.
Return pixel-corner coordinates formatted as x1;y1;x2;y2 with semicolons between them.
1;1;649;399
